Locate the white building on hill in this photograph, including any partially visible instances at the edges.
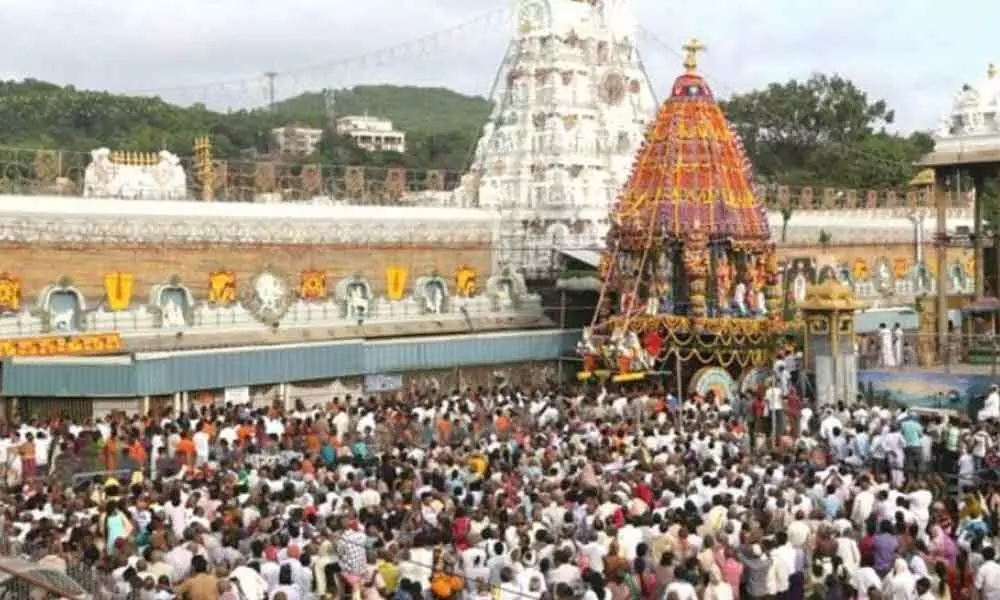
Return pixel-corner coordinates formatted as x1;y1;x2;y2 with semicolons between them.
336;115;407;153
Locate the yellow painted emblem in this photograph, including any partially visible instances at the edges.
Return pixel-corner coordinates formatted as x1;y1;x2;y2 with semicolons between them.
852;258;868;281
103;272;134;312
208;270;237;306
299;269;327;301
892;257;909;279
967;253;976;277
0;273;21;314
385;267;408;301
455;265;477;298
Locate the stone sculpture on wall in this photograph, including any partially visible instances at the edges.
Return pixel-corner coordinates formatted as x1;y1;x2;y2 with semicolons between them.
334;275;372;320
414;274;449;315
83;148;188;200
950;262;967;292
0;261;546;347
246;270;294;325
871;258;894;295
486;267;528;311
37;279;86;333
151;278;195;329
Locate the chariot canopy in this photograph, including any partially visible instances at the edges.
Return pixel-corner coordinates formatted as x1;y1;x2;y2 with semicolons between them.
579;40;790;383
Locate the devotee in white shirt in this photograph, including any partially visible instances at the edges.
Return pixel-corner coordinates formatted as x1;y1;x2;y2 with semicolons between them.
980;385;1000;422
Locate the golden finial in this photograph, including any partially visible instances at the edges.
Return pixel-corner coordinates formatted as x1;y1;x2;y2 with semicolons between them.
989;63;997;80
682;38;706;74
193;136;215;202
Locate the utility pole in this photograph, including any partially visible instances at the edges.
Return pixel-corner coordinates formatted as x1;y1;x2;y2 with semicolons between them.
264;71;278;111
323;88;336;126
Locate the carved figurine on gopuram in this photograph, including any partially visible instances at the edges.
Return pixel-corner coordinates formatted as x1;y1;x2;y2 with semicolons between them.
581;39;791;385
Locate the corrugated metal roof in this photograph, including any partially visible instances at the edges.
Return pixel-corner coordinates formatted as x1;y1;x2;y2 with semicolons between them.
363;330;579;373
1;330;581;398
560;248;601;268
2;360;138;397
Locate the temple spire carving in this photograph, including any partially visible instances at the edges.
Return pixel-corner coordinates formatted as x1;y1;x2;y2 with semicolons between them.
453;0;657;276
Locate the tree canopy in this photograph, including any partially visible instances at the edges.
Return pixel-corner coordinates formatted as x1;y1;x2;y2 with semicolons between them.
0;74;935;187
719;74;933;189
0;80;491;172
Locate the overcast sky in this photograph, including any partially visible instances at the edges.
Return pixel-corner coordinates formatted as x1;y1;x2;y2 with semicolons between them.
1;0;996;132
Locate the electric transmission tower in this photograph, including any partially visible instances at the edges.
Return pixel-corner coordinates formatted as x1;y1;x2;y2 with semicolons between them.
323;88;337;126
264;71;278;111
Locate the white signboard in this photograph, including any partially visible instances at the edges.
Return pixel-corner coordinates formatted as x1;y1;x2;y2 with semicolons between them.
364;374;403;393
224;386;251;405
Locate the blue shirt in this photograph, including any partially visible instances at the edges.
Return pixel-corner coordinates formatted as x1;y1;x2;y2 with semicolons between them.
852;433;871;458
823;494;843;519
320;443;336;465
351;441;370;459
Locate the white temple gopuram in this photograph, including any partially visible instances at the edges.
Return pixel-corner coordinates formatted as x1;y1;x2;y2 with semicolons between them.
453;0;657;276
935;63;1000;151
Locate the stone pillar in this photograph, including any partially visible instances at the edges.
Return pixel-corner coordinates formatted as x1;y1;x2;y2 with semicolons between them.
974;168;985;297
935;170;949;360
916;296;940;366
280;382;291;411
764;244;782;318
996;166;1000;297
799;281;862;407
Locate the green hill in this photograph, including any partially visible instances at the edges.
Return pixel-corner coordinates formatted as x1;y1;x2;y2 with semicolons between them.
0;80;492;171
273;85;491;136
272;85;491;171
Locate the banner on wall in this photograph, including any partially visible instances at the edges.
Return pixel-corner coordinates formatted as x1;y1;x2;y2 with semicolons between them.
224;386;250;405
364;374;403;393
0;333;122;358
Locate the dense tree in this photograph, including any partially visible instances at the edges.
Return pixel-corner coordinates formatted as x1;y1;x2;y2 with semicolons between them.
720;74;933;189
0;80;490;172
273;85;490;136
1;75;936;188
0;79;278;160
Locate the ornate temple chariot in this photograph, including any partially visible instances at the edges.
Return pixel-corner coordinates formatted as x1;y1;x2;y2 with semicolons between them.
578;40;793;392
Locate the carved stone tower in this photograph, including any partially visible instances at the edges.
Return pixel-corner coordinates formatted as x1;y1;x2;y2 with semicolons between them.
454;0;657;276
